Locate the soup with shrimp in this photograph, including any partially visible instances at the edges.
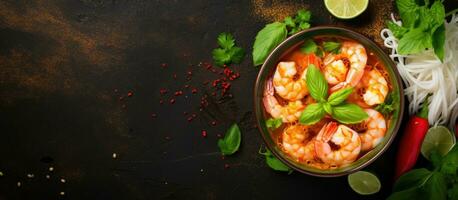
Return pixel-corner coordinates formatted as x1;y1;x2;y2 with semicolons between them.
263;37;394;170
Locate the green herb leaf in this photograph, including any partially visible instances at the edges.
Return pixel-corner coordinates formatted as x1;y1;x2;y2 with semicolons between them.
299;103;326;125
432;24;445;62
212;33;245;66
322;102;333;115
316;47;324;58
396;0;419;28
295;9;311;22
228;47;245;64
265;118;282;129
440;145;458;177
448;184;458;200
217;123;241;155
393;168;432;192
331;103;368;124
298;21;310;30
300;39;318;54
387;21;409;38
397;28;432;55
323;41;341;54
328;87;354;106
252;22;287;66
429;1;445;30
375;91;399;116
389;171;447;200
284;16;295;28
306;64;328;101
259;147;292;173
217;32;235;49
212;48;231;66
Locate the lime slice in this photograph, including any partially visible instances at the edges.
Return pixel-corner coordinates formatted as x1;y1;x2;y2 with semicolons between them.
324;0;369;19
348;171;381;195
421;126;456;160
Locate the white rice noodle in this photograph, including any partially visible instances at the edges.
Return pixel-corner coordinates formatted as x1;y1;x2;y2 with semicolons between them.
380;13;458;129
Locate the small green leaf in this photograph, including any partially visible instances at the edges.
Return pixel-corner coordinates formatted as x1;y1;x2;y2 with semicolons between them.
387;21;409;38
212;48;231;66
331;103;368;124
299;22;310;30
316;47;324;58
228;47;245;64
306;64;328;101
432;24;445;62
265;118;282;129
252;22;288;66
328;87;354;106
295;9;311;22
217;32;235;49
440;145;458;177
396;0;419;28
323;41;341;54
217;123;241;155
375;91;399;116
259;147;292;173
398;28;432;55
393;168;432;192
429;1;445;30
284;16;295;28
300;39;318;54
299;103;326;125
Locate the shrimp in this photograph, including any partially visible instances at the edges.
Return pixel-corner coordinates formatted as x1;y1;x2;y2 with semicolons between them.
314;122;362;166
361;69;389;106
323;41;368;92
263;79;305;122
359;109;387;151
281;124;316;162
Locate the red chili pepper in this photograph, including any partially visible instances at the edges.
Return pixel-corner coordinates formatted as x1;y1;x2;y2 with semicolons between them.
394;101;429;180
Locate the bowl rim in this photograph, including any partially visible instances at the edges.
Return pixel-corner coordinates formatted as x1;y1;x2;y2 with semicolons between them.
253;26;405;177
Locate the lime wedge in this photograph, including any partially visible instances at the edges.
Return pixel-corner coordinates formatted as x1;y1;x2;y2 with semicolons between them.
421;126;456;160
348;171;381;195
324;0;369;19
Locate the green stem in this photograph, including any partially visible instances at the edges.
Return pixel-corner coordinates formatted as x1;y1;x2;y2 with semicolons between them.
446;8;458;17
418;98;429;119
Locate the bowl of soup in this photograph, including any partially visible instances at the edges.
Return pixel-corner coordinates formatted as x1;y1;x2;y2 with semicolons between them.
254;26;404;177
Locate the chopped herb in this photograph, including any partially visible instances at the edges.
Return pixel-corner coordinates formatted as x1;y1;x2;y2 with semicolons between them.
265;118;282;129
375;91;399;116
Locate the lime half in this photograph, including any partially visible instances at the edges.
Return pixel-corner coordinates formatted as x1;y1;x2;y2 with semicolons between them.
348;171;381;195
324;0;369;19
421;126;456;160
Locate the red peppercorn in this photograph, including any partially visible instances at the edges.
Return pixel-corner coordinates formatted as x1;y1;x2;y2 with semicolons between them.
151;113;157;118
224;163;230;168
127;91;133;97
170;99;175;104
201;130;207;137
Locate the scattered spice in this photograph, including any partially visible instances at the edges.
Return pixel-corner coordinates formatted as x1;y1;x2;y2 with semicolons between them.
60;191;65;196
17;182;21;187
27;174;34;178
169;98;176;104
161;63;168;68
49;167;54;172
0;171;3;177
112;153;117;159
127;91;133;97
201;130;207;137
45;174;50;179
224;163;230;169
60;178;66;183
151;113;157;118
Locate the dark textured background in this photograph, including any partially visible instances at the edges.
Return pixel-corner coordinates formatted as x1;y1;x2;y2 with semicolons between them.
0;0;457;199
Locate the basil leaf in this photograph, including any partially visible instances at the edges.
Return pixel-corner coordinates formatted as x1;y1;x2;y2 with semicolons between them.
429;1;445;30
331;103;368;124
387;187;424;200
299;103;325;125
398;28;432;55
387;21;409;38
265;118;282;129
300;39;318;54
327;87;354;106
432;24;445;62
323;41;341;54
440;145;458;177
217;123;241;155
306;64;328;101
396;0;419;28
259;147;292;173
448;184;458;200
423;171;447;200
252;22;287;66
322;102;333;115
394;168;432;192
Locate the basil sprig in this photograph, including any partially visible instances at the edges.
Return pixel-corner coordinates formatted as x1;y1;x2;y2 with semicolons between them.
299;65;368;125
217;123;241;155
